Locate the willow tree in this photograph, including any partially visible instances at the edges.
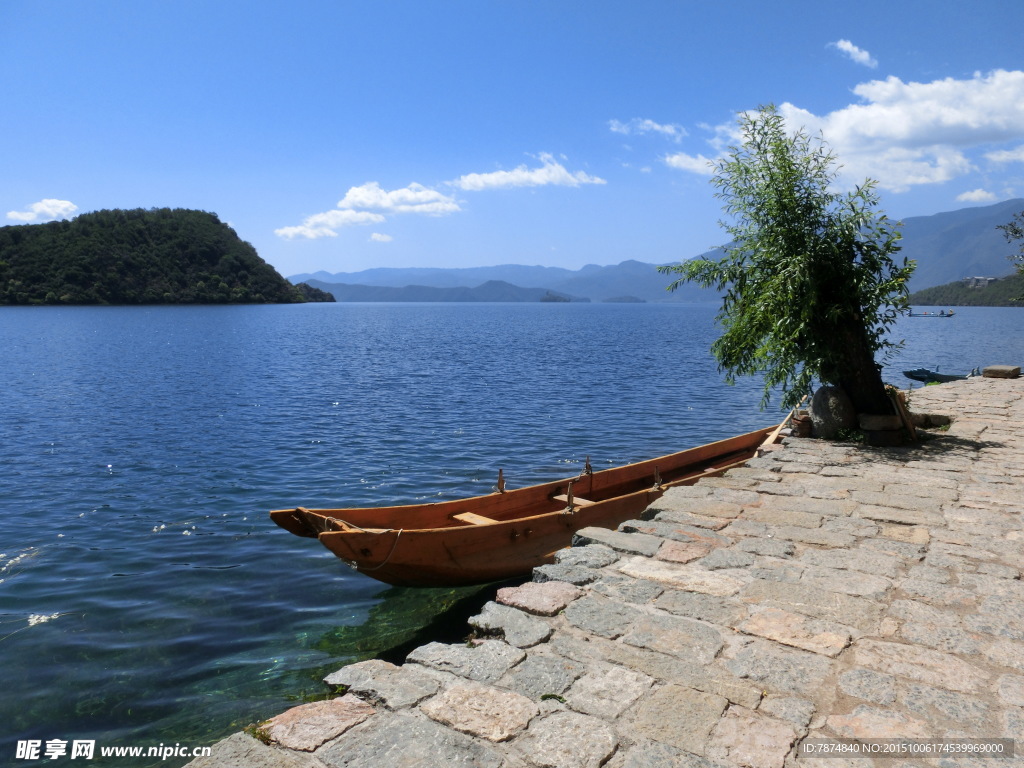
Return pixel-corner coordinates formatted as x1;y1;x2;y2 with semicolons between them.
660;105;913;415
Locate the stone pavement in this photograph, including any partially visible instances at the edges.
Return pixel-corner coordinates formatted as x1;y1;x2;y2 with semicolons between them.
189;377;1024;768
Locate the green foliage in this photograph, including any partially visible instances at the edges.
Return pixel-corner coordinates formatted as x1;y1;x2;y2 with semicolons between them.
908;273;1023;306
293;281;336;302
659;105;914;411
998;210;1024;301
0;208;309;305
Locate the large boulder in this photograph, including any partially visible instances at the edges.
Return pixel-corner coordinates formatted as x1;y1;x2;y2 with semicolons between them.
809;386;857;439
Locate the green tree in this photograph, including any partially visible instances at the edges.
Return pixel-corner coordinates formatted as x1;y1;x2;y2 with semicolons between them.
660;105;913;414
997;210;1024;300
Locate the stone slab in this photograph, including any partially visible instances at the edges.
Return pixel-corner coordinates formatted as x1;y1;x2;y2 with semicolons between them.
735;537;795;558
656;589;746;626
591;573;665;604
406;639;526;684
723;637;835;696
997;674;1024;707
738;606;853;657
901;682;991;728
532;563;599;586
317;711;506;768
564;664;654;719
655;539;711;563
745;507;823;529
838;668;897;705
766;525;857;548
706;706;798;768
571;526;663;556
851;639;989;693
324;659;440;709
758;696;816;728
497;580;584;616
553;544;620;568
469;601;553;648
739;578;884;634
826;705;932;740
421;681;537;742
853;505;943;527
620;612;724;662
512;711;618;768
699;548;755;570
632;684;728;755
618;556;746;596
264;695;374;752
616;740;723;768
798;547;903;578
562;594;639;639
800;565;892;599
620;519;732;547
184;733;317;768
496;652;586;699
551;630;762;709
654;500;744;520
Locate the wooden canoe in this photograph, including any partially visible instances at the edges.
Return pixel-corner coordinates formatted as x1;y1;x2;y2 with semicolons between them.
270;425;777;587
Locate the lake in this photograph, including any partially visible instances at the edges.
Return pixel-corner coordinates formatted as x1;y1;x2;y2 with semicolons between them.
1;302;1021;764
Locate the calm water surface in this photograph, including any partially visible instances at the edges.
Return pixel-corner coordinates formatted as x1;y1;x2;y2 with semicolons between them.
1;302;1021;764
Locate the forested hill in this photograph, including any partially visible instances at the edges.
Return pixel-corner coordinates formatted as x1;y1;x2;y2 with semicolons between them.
908;273;1023;307
0;208;329;305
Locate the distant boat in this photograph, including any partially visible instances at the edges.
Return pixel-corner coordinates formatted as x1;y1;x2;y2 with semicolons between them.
270;425;778;587
903;367;975;384
909;310;955;317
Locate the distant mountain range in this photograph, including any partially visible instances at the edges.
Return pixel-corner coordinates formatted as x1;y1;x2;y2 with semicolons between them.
898;197;1022;291
295;259;715;303
303;280;589;303
291;198;1024;302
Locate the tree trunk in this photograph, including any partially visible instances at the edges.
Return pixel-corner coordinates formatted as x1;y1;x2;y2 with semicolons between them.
835;325;893;416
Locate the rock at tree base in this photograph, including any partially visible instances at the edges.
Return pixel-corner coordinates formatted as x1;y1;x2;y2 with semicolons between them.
809;386;856;439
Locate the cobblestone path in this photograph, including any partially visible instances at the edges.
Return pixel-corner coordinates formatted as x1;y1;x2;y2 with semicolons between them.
190;377;1024;768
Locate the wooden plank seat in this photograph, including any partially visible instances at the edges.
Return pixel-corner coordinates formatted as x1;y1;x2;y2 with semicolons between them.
551;494;597;507
452;511;498;525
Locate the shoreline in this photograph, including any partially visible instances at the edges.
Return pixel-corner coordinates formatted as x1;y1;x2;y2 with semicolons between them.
190;376;1024;767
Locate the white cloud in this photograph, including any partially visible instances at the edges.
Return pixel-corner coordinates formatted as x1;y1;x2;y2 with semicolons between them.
276;182;457;239
664;70;1024;196
277;155;606;241
986;145;1024;164
275;209;385;239
338;182;460;215
771;70;1024;191
663;152;717;175
609;118;687;143
452;153;606;191
957;188;998;202
7;198;78;222
829;39;878;69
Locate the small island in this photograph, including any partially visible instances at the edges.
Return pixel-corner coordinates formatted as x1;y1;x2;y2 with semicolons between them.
0;207;333;305
908;273;1023;307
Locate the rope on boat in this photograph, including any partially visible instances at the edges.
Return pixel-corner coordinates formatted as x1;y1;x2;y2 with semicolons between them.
359;529;404;572
327;516;402;573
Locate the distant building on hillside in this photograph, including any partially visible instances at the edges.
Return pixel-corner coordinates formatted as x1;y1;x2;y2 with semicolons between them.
961;276;999;288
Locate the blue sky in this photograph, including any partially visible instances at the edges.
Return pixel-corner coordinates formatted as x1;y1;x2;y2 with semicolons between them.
3;1;1024;277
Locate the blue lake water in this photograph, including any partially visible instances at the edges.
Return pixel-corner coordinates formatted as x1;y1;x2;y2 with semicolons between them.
1;302;1021;764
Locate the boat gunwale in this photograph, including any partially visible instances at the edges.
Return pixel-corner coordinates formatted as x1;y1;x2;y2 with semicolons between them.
269;425;773;525
314;452;757;539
